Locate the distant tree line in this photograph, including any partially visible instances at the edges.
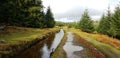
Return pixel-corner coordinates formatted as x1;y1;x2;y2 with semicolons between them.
0;0;55;28
56;21;78;28
55;21;66;27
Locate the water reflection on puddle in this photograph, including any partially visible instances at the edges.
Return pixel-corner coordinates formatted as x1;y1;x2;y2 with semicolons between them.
63;32;84;58
41;29;64;58
41;44;50;58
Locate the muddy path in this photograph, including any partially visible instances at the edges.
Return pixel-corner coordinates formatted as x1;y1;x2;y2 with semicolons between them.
52;31;104;58
72;33;94;58
74;33;106;58
63;32;84;58
63;32;94;58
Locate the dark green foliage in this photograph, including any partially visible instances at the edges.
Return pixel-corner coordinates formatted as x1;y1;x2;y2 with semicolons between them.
97;5;120;39
0;0;55;28
97;14;108;34
79;10;95;33
97;7;112;35
66;22;78;28
0;0;17;25
55;21;79;28
111;6;120;38
93;21;99;31
55;21;66;27
105;8;112;35
45;7;55;28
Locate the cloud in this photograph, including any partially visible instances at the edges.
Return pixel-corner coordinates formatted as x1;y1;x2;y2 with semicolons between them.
42;0;120;22
54;7;103;21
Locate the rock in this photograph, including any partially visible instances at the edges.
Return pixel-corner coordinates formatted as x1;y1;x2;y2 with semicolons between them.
0;26;6;29
0;39;6;43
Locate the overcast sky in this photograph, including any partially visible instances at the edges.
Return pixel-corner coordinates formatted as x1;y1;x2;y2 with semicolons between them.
42;0;120;22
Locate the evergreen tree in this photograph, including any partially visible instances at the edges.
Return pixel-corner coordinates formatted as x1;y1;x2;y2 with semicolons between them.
79;9;95;33
97;7;112;35
97;14;107;34
112;5;120;38
0;0;46;28
0;0;18;26
45;7;55;28
105;7;112;35
27;0;45;28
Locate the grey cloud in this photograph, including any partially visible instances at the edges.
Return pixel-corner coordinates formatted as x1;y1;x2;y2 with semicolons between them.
54;7;103;20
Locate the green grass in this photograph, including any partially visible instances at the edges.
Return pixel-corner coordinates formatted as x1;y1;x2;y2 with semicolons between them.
0;54;1;58
0;26;59;57
0;26;59;44
85;37;120;58
0;26;59;56
0;31;40;43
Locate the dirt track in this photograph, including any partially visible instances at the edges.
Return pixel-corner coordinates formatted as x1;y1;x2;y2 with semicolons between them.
52;32;106;58
74;33;106;58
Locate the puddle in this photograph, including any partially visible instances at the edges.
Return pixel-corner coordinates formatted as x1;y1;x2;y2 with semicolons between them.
41;44;50;58
41;29;64;58
50;29;64;51
63;32;84;58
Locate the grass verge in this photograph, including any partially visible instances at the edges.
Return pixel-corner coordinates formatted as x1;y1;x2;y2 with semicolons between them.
0;26;59;44
85;37;120;58
0;26;59;58
69;28;120;58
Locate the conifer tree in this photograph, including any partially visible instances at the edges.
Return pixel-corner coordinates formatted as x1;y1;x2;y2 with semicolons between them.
97;7;112;35
105;7;112;35
0;0;47;28
79;9;94;33
97;14;107;34
112;5;120;38
45;7;55;28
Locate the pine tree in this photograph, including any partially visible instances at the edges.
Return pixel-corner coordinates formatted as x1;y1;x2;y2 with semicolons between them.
45;7;55;28
79;9;95;33
112;5;120;38
97;7;112;35
105;7;112;35
97;14;107;34
0;0;18;26
0;0;46;28
27;0;45;28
